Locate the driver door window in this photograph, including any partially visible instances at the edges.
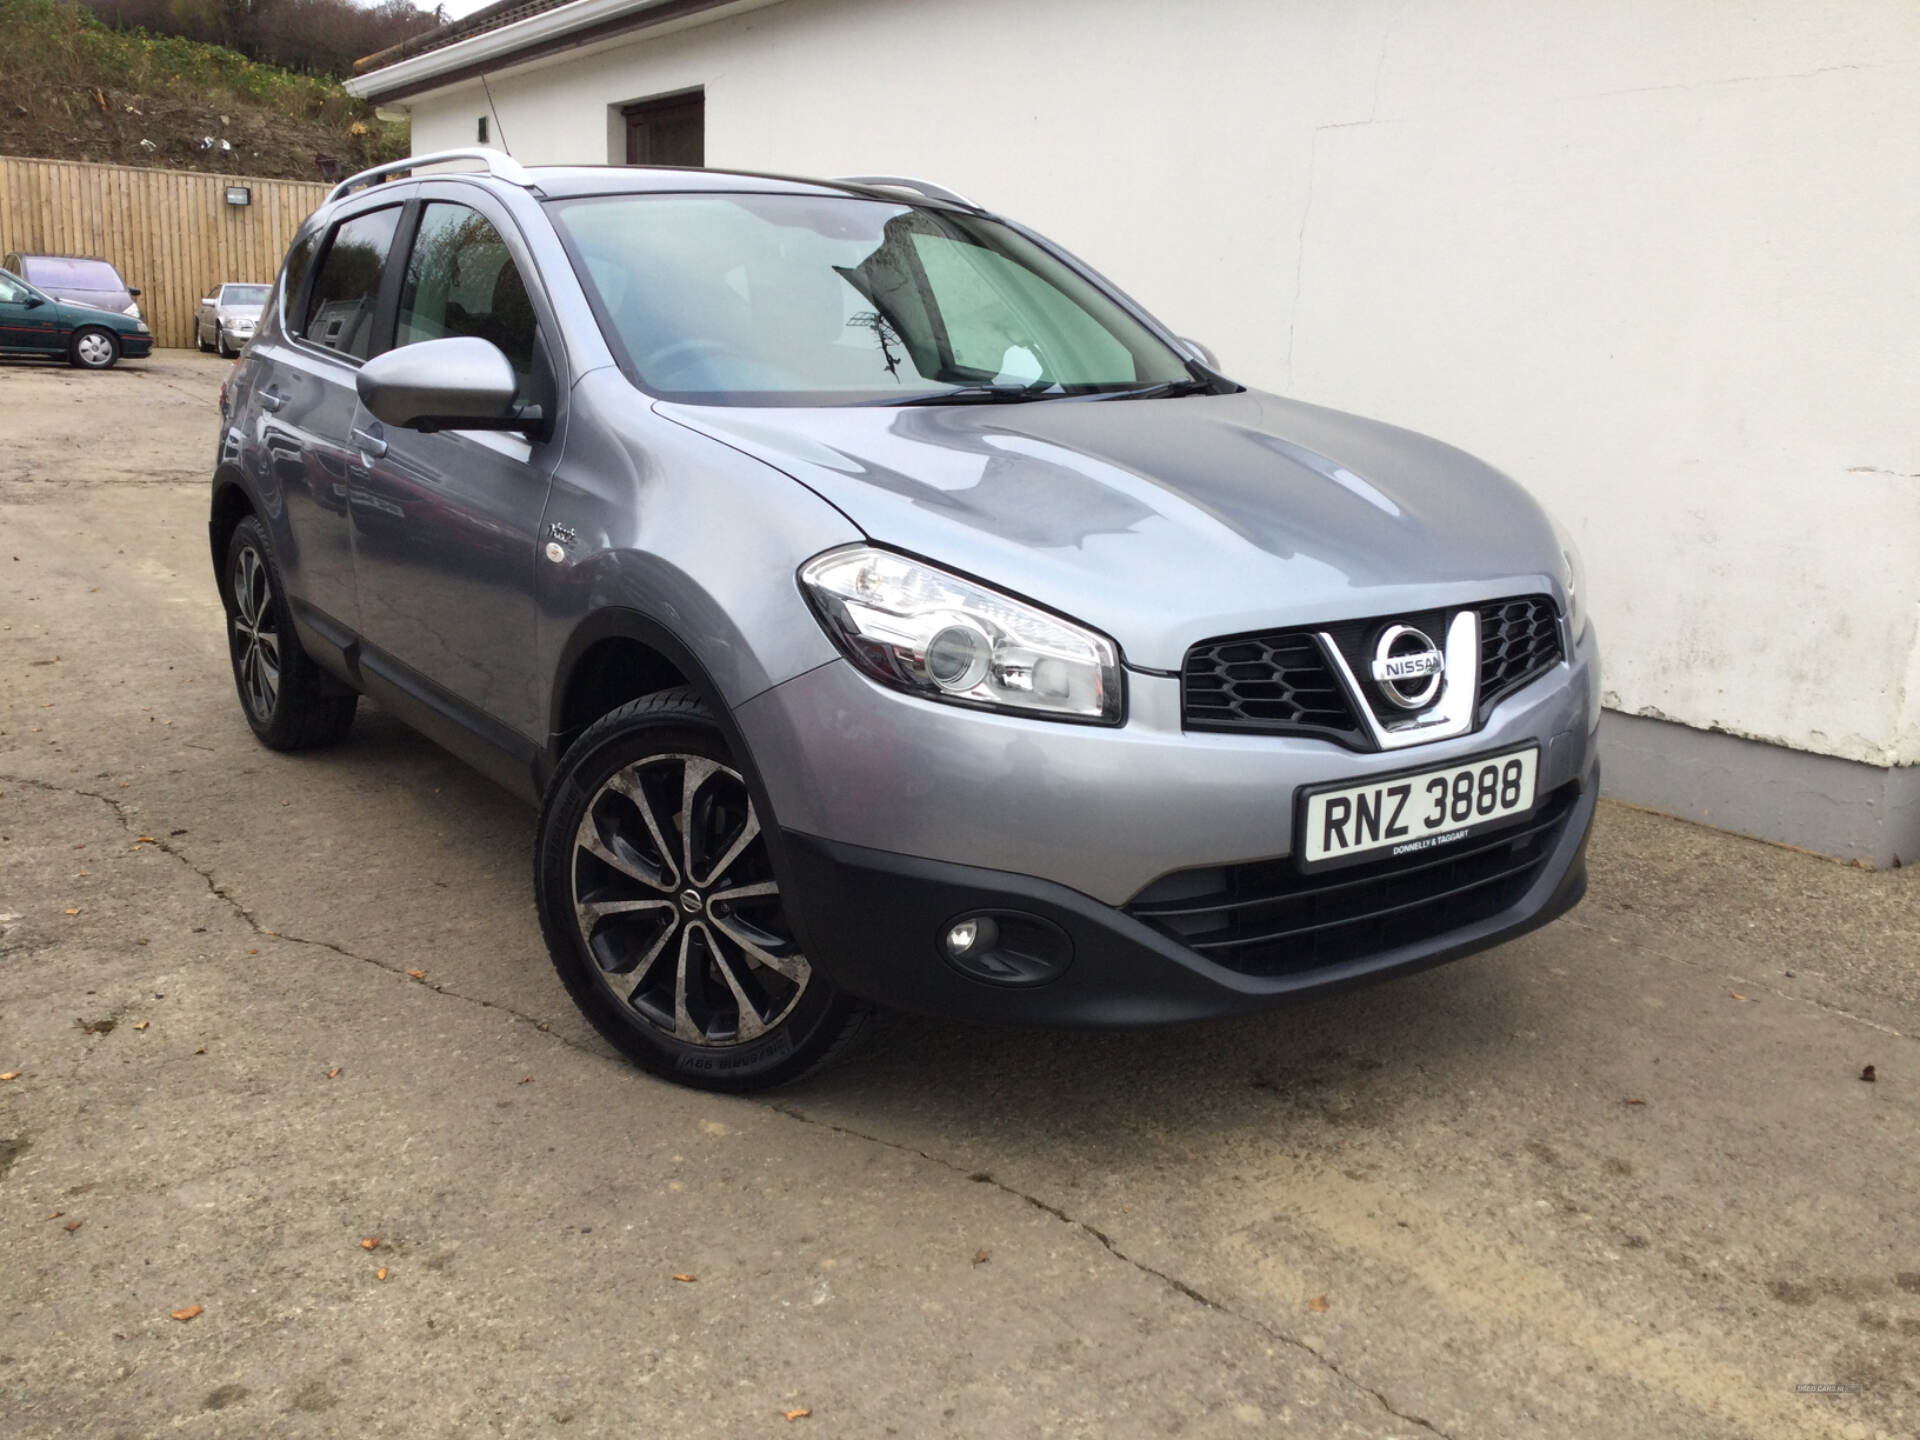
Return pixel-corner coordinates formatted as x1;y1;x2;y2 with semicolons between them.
395;203;538;403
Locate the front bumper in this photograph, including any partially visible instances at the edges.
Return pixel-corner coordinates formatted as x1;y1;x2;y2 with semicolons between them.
775;757;1595;1024
739;623;1601;1023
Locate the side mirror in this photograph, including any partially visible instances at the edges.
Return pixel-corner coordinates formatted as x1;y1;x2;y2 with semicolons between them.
1178;336;1220;370
356;336;538;433
128;287;141;298
23;295;45;309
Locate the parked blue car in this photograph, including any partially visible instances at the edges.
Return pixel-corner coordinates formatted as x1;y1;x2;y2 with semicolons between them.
0;266;153;368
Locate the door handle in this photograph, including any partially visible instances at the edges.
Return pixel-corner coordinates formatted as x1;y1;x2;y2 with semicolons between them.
350;426;387;459
258;387;285;413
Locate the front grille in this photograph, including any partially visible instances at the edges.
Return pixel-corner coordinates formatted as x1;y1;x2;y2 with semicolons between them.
1182;632;1363;745
1125;783;1578;977
1180;596;1565;743
1478;596;1563;717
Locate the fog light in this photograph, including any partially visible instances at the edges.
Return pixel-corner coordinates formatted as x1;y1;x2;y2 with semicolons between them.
939;910;1071;986
945;916;998;959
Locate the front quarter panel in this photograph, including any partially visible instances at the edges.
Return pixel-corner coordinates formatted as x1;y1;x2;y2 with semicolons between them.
538;368;862;736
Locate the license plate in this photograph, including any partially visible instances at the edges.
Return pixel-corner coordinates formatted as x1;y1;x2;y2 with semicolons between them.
1297;746;1539;872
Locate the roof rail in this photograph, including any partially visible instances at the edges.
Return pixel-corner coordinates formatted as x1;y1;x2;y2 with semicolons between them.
325;147;534;206
835;174;978;209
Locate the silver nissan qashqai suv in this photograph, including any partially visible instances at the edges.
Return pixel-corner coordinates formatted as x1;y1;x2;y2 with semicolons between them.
210;150;1599;1091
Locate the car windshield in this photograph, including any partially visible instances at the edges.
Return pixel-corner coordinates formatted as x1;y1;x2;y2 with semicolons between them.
221;284;269;305
546;192;1196;405
25;257;124;291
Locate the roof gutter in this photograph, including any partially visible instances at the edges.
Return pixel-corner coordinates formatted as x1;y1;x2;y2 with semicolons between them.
345;0;723;103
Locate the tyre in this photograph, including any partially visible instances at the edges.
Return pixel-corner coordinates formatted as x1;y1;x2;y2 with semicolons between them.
68;327;119;370
216;324;234;358
535;690;867;1092
195;323;208;353
223;515;357;750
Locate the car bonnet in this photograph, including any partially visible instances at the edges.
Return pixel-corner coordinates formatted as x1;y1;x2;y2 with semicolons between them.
656;388;1566;672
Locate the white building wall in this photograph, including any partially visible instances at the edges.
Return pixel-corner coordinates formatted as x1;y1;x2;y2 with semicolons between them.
406;0;1920;768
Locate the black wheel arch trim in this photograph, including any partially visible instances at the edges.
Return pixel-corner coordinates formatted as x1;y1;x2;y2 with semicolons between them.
207;462;262;580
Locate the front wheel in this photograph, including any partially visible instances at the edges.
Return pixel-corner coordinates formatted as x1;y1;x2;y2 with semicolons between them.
216;324;234;358
68;327;119;370
534;691;867;1092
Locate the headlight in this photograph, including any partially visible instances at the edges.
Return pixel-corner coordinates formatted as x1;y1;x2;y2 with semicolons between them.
1550;515;1589;641
799;546;1122;723
135;322;150;334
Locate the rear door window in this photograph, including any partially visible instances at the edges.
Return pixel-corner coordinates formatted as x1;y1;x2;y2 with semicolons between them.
301;207;401;361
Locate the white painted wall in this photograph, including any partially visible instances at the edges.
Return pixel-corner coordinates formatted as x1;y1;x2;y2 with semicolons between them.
404;0;1920;767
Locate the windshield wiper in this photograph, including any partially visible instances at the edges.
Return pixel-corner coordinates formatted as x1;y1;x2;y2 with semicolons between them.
880;382;1064;407
1094;377;1219;401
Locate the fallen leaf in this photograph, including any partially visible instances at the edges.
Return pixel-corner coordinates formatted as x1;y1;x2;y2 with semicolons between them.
193;1047;206;1056
46;1211;62;1221
1861;1064;1877;1083
64;908;80;916
64;1220;83;1233
1307;1294;1330;1313
784;1409;811;1422
972;1249;989;1266
325;1068;341;1080
1730;992;1747;1002
170;1304;203;1322
673;1273;697;1283
246;948;258;955
536;1022;550;1032
135;835;155;844
519;1074;533;1085
133;1021;149;1032
361;1237;380;1251
0;1072;19;1082
1623;1097;1647;1106
375;1267;389;1281
407;970;426;980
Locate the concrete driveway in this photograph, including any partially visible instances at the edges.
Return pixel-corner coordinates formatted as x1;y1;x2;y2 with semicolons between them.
3;353;1916;1440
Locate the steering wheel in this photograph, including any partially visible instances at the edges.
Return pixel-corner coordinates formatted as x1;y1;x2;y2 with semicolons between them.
641;338;736;385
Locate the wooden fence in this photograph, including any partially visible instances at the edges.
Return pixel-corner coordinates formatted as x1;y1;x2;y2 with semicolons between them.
0;156;328;351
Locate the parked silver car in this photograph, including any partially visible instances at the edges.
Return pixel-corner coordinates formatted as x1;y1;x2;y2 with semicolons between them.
195;283;269;356
209;150;1599;1091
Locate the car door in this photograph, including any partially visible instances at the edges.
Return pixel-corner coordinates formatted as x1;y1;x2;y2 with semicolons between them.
0;271;61;354
255;195;409;650
346;186;565;751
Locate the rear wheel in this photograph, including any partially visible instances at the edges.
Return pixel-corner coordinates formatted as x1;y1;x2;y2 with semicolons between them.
534;690;867;1092
223;516;357;750
68;327;118;370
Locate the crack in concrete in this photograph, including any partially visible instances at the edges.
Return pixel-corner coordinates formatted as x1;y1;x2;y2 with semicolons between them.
0;770;601;1058
769;1100;1454;1440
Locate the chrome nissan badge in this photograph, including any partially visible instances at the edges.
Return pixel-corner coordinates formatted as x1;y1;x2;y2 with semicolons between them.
1370;624;1445;710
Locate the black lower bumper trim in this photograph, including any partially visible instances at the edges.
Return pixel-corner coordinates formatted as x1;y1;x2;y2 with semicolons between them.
776;760;1598;1026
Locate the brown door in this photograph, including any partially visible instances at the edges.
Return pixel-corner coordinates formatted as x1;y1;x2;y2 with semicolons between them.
624;92;705;167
